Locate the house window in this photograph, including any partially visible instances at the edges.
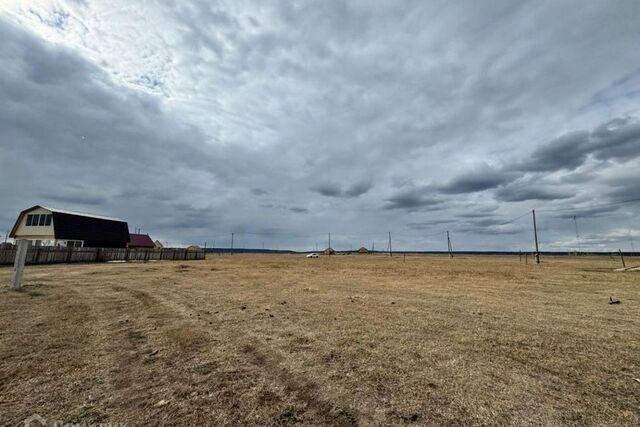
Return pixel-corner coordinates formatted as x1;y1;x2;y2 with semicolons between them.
25;213;52;227
66;240;83;248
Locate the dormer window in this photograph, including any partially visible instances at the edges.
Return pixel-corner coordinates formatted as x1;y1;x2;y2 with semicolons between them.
26;214;52;226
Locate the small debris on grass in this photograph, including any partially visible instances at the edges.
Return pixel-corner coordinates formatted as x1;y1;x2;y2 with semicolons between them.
401;413;420;423
280;301;287;305
148;349;159;357
391;301;396;304
269;314;274;318
609;297;621;304
240;305;247;310
634;378;640;384
155;399;169;407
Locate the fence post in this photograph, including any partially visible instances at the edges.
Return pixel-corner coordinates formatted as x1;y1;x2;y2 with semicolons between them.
66;247;73;262
619;249;626;268
11;239;30;290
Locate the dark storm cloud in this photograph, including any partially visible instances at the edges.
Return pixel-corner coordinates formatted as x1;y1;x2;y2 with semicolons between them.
589;117;640;161
310;182;343;197
0;17;252;239
310;180;373;198
438;165;516;194
344;180;374;197
516;131;591;173
553;205;621;219
407;219;456;230
289;207;309;213
494;185;574;202
384;186;441;210
512;117;640;174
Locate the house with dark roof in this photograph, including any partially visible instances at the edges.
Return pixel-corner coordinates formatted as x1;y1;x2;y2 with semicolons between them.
9;205;130;248
128;233;155;249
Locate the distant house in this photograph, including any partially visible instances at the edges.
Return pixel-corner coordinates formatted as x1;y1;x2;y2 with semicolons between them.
358;246;369;254
323;247;336;255
9;205;130;248
154;240;164;249
128;233;155;249
186;245;201;251
0;242;14;250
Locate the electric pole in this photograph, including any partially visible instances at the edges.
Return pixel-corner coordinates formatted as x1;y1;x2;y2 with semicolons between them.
388;232;392;257
573;215;581;255
231;232;234;255
328;232;331;249
446;231;453;258
532;210;540;264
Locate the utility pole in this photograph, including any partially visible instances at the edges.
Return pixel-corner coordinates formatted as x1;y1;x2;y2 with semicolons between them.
3;230;8;243
532;209;540;264
328;232;331;249
446;231;453;258
629;229;635;254
619;249;626;268
231;232;234;255
388;232;392;257
573;215;581;255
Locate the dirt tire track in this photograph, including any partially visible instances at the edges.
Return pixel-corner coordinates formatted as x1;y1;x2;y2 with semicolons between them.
145;281;370;426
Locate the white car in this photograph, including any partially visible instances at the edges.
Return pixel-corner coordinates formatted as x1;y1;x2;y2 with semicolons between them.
306;253;319;258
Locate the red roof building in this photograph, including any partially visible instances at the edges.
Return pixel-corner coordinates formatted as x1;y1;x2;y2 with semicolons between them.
128;233;155;248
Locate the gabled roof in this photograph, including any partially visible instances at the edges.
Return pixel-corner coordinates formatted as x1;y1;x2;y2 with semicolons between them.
10;205;129;242
40;206;124;222
129;233;155;247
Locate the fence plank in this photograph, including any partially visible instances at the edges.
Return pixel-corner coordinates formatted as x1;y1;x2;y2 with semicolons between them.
0;247;205;266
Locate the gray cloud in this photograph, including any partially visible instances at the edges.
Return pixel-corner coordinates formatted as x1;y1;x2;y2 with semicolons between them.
494;185;574;202
289;207;309;213
2;2;640;252
511;117;640;174
439;164;516;194
517;131;591;173
310;180;373;198
384;186;441;210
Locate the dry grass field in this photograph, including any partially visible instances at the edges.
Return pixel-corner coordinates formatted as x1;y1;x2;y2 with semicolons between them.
1;254;639;426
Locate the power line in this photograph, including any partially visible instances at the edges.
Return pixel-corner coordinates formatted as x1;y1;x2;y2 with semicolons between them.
537;197;640;213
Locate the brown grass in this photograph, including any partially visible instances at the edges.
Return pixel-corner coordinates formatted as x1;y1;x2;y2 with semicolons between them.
0;254;639;426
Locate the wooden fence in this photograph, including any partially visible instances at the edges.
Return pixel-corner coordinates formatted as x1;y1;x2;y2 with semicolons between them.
0;247;205;266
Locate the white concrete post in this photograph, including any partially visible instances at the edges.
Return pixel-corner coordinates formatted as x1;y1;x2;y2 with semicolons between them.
11;239;30;290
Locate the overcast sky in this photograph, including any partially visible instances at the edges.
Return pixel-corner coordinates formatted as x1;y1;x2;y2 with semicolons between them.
1;1;639;251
